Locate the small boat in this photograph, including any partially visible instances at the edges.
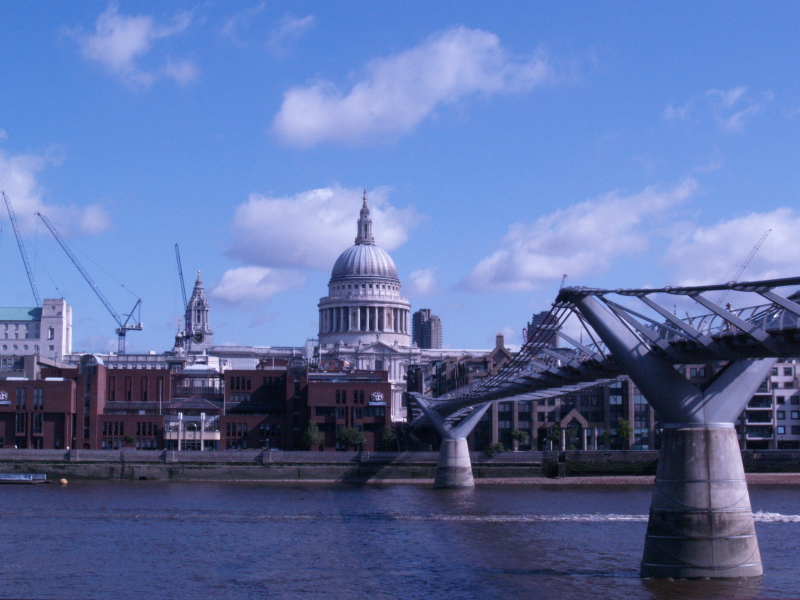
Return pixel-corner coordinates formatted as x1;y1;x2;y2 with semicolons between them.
0;473;48;484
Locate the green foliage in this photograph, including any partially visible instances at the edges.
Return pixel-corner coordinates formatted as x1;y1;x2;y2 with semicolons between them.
337;427;366;450
546;424;561;443
483;442;504;457
123;435;135;445
616;418;633;450
509;429;530;444
566;423;580;450
380;426;397;450
302;420;325;450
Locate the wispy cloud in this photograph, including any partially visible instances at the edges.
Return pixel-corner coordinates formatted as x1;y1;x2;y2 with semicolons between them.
0;149;110;236
663;86;767;132
211;266;306;306
73;4;196;88
464;179;698;292
220;2;265;46
267;14;315;55
273;26;556;147
227;185;420;271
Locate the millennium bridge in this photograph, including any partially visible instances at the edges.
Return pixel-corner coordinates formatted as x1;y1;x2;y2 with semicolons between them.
411;275;800;579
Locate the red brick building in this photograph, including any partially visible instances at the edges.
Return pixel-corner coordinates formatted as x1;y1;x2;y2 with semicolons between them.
0;353;395;452
302;364;392;451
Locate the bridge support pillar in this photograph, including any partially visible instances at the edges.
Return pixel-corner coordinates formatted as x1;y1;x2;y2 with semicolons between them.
434;438;475;488
641;425;761;578
411;396;491;489
566;294;775;579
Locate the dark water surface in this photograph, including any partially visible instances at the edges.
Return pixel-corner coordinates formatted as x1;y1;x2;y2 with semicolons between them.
0;481;798;600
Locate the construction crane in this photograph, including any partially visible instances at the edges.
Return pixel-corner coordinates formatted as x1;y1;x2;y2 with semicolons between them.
174;243;190;334
35;211;142;354
716;228;772;306
2;191;41;307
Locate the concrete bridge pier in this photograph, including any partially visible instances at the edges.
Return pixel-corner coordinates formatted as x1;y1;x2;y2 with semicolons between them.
568;293;776;578
434;438;475;488
641;424;761;578
412;395;491;489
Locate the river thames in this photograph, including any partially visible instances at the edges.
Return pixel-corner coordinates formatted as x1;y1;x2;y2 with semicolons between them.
1;481;798;600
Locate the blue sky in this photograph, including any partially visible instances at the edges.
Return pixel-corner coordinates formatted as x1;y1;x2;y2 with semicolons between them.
1;2;799;353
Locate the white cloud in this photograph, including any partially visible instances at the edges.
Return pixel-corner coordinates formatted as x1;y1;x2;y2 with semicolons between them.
227;185;420;270
273;26;555;147
74;4;195;88
0;149;109;236
663;86;765;132
464;179;698;291
211;266;306;306
408;268;437;296
663;208;800;287
0;129;7;140
267;14;315;55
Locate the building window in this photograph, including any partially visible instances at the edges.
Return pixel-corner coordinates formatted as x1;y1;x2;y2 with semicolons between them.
784;367;793;377
15;412;25;434
777;411;786;420
47;327;54;340
32;413;43;434
777;426;786;435
33;388;43;409
15;388;26;409
792;411;800;420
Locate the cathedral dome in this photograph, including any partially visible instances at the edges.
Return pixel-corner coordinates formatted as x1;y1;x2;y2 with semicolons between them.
318;192;411;352
331;243;398;282
328;192;399;284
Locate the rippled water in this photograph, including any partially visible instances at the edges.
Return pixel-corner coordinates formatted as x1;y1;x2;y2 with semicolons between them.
1;481;798;599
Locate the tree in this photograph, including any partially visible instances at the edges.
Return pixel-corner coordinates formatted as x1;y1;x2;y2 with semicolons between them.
566;423;580;450
302;420;325;450
509;429;529;451
616;418;633;450
337;427;366;450
484;442;504;458
546;424;561;450
380;426;397;450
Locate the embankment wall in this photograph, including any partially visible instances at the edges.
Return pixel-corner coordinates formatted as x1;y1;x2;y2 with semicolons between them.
0;449;797;481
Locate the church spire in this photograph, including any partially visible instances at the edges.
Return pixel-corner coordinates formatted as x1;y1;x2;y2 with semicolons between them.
186;268;213;348
355;190;374;245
